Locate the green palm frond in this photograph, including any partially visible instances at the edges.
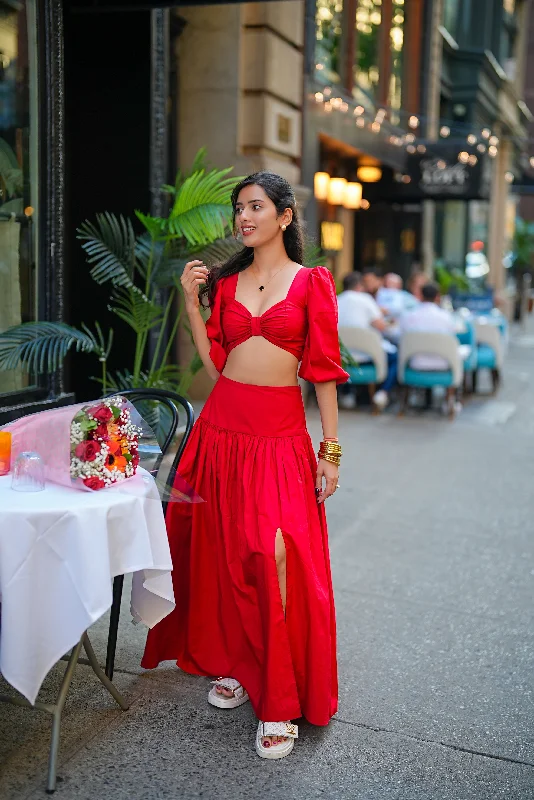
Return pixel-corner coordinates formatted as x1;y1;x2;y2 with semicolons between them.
339;339;360;370
110;286;163;335
0;322;101;374
138;168;240;247
199;235;241;266
77;212;137;288
304;242;326;269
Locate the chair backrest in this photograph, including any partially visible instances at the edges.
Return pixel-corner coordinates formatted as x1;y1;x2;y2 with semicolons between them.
475;321;504;368
338;326;387;382
104;388;195;510
456;317;475;347
398;332;463;386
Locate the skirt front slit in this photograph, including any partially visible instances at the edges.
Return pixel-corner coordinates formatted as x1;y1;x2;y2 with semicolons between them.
141;374;338;725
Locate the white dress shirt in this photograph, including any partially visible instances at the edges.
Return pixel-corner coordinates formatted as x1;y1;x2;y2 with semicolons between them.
399;302;458;370
337;290;382;328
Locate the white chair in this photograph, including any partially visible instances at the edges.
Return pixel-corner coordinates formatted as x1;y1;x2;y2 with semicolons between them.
338;327;387;382
397;332;464;419
338;326;387;412
474;320;504;394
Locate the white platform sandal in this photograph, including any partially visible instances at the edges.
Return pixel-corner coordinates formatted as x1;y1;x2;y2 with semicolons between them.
255;721;298;760
208;677;250;709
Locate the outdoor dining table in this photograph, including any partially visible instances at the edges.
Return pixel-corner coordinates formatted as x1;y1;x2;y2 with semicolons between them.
0;468;175;793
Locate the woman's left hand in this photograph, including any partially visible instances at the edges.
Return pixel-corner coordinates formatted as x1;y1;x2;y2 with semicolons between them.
316;458;339;504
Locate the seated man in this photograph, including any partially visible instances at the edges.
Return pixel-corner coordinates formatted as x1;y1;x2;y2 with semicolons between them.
399;281;457;369
377;273;419;318
337;271;396;410
399;282;465;411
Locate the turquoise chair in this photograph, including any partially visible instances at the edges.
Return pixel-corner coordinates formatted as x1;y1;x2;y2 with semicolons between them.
455;317;477;393
339;326;387;412
398;332;464;420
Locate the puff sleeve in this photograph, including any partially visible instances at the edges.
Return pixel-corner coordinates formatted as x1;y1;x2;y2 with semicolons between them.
205;280;227;374
298;266;349;385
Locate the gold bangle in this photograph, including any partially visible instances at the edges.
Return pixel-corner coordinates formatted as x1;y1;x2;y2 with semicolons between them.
319;454;341;466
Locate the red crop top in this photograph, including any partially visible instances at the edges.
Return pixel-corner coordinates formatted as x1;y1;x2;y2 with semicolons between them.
205;266;349;384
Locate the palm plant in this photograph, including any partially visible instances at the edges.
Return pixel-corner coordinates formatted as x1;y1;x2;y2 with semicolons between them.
0;150;241;397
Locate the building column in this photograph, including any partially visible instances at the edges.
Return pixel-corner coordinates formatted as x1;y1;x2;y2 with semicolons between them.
488;139;511;293
421;0;444;276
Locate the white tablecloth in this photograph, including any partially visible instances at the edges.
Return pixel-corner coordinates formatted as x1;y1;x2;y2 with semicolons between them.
0;469;175;704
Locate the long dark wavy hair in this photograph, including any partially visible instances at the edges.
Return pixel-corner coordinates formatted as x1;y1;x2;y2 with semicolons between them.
201;171;304;307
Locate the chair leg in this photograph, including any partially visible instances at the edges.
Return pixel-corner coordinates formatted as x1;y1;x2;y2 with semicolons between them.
368;382;378;415
491;368;500;393
446;387;456;421
397;386;409;417
472;369;478;394
105;574;125;681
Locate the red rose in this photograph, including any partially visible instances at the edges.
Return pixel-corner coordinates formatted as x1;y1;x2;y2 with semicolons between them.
83;476;106;491
94;423;109;440
88;404;113;423
75;440;100;461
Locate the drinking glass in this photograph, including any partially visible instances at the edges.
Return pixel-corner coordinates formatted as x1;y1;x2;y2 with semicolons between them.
11;451;46;492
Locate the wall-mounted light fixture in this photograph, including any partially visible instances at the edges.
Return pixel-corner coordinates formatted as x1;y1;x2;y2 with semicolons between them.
314;171;330;200
327;177;347;206
344;182;362;209
356;166;382;183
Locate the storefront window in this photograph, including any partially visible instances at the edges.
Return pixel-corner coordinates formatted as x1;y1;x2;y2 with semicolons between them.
353;0;381;100
388;0;405;114
0;1;37;396
442;0;460;39
315;0;344;84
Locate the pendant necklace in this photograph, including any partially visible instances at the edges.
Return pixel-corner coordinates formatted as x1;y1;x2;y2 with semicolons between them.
254;259;292;291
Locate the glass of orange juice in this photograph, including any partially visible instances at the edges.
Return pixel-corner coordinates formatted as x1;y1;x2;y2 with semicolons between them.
0;431;12;476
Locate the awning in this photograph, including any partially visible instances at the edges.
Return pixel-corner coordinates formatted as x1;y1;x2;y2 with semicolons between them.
71;0;296;9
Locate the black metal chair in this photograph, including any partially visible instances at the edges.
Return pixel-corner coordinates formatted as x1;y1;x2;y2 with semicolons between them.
103;388;195;680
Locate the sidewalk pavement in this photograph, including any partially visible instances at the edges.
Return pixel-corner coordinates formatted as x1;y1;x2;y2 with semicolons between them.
1;321;534;799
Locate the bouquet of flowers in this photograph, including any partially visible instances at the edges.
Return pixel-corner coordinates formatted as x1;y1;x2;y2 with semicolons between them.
2;395;203;501
70;398;142;491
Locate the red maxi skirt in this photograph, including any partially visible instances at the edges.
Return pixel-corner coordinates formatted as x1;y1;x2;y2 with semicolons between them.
141;375;338;725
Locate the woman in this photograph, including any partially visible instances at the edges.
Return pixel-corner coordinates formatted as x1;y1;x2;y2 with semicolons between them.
142;171;348;759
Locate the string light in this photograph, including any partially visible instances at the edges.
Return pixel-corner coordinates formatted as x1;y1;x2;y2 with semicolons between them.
311;84;534;167
360;199;370;210
505;171;514;183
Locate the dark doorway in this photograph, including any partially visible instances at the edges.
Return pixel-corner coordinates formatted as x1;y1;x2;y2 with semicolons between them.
354;203;422;282
63;6;151;399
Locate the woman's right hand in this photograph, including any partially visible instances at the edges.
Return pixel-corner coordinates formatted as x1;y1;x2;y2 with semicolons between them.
181;260;209;311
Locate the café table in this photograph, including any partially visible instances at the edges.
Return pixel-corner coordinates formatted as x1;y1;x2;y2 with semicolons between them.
0;469;175;793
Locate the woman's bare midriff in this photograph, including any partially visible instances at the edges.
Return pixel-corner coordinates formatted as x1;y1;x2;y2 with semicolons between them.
222;338;300;386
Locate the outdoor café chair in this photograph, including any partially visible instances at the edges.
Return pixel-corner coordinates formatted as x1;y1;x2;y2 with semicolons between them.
456;316;477;394
338;326;387;413
103;388;194;680
473;320;504;394
397;332;464;420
